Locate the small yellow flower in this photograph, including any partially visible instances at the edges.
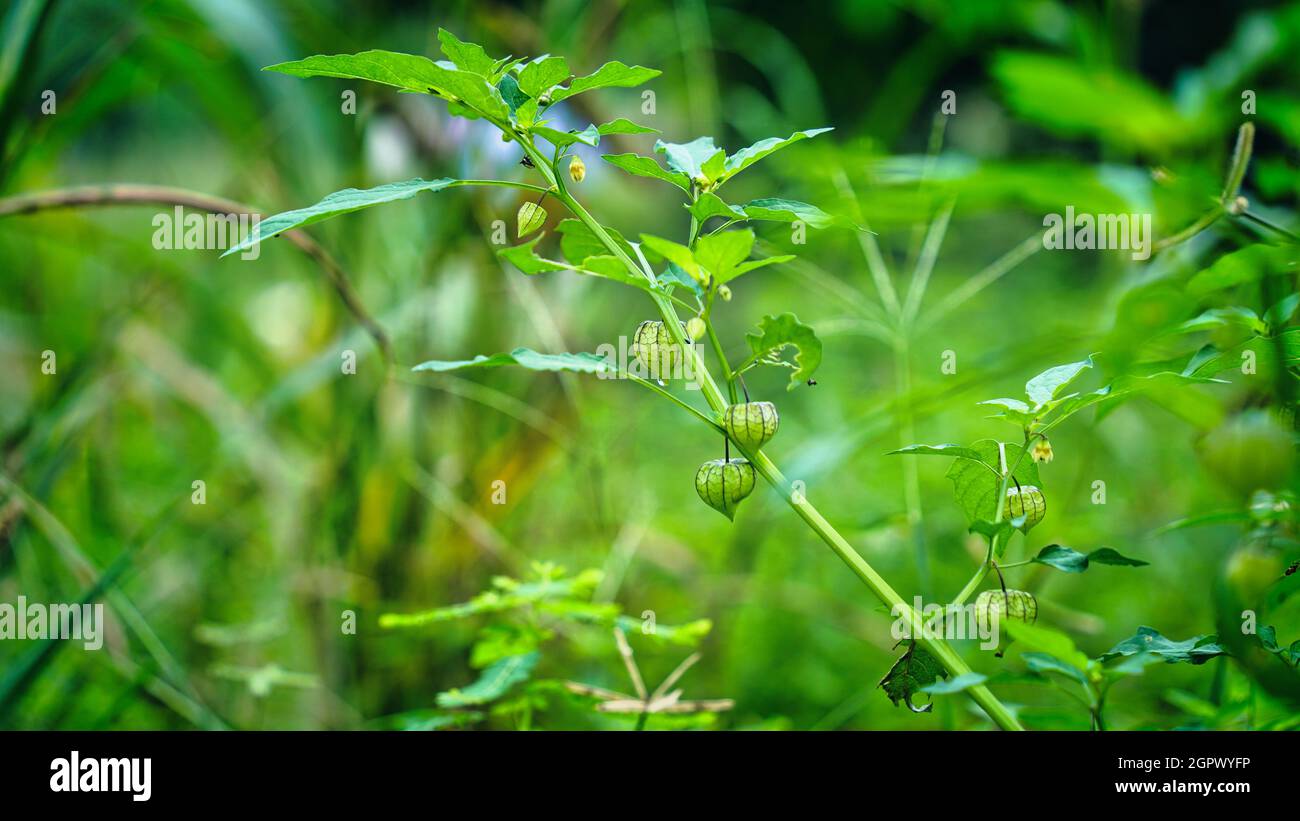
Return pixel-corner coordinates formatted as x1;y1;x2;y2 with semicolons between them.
568;155;586;183
1031;437;1054;464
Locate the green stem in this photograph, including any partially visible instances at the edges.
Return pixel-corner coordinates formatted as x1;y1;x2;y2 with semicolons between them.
548;155;1023;731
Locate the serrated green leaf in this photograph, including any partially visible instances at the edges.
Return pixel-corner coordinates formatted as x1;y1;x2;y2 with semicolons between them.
688;192;747;223
640;234;703;282
1099;627;1226;665
532;124;601;148
655;137;725;184
694;229;754;282
879;642;947;712
943;440;1040;533
437;28;497;76
518;54;569;96
550;60;660;102
721;127;833;181
744;312;822;390
435;651;538;707
221;177;457;258
601;153;691;191
267;51;509;121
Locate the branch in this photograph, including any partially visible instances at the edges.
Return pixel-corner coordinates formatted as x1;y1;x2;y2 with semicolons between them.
0;184;394;362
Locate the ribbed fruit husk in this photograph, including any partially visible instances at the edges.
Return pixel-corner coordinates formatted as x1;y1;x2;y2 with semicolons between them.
723;401;779;451
1003;485;1046;529
632;320;679;381
694;457;756;520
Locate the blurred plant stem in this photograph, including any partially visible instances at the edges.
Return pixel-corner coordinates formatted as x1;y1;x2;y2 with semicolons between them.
0;184;395;362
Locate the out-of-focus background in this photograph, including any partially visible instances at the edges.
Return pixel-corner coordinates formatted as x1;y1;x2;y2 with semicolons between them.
1;0;1298;730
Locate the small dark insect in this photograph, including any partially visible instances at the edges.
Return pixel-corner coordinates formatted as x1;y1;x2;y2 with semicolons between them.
520;155;535;168
806;378;817;387
1287;560;1299;577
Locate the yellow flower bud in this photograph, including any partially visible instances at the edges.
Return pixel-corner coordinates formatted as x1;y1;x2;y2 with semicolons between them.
569;154;586;183
685;316;706;341
718;284;732;302
1031;438;1053;464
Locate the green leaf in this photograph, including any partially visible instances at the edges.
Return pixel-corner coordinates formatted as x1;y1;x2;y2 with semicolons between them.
1187;245;1298;298
744;312;823;390
1021;652;1089;686
1025;356;1093;407
266;51;509;121
879;641;947;712
726;255;794;282
531;124;600;148
221;177;457;258
550;60;660;102
694;229;754;282
469;624;548;668
1046;371;1226;424
721;127;833;181
919;671;987;695
655;137;725;184
497;74;530;116
516;201;547;238
265;50;446;94
943;440;1040;532
555;218;636;266
517;55;569;96
412;347;617;376
1031;544;1148;573
1099;627;1226;665
978;397;1036;425
991;51;1189;152
437;28;498;77
1003;621;1091;671
498;237;653;292
688;192;746;223
435;651;538;707
741;197;836;228
596;117;660;137
888;443;985;460
1031;545;1090;573
1088;547;1150;568
499;236;566;274
640;234;703;282
601;153;691;191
